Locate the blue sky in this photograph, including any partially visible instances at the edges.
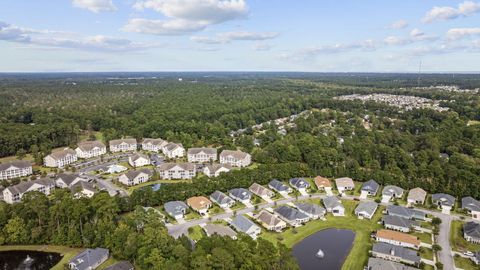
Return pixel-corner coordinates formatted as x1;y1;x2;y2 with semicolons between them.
1;0;480;72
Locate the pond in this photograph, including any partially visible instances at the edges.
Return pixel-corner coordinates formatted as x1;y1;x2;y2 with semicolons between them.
0;250;62;270
292;228;355;270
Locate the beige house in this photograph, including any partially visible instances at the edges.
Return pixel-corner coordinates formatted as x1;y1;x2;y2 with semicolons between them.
109;139;137;153
162;143;185;159
44;148;78;168
75;141;106;159
186;196;212;215
158;163;196;179
141;138;167;152
128;153;150;167
407;188;427;206
203;164;232;177
249;183;274;199
187;148;217;163
0;160;32;180
2;178;55;204
219;150;251;167
255;210;287;232
119;170;152;186
335;177;355;194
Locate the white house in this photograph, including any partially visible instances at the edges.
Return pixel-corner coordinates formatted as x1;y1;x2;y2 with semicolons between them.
2;178;55;204
462;197;480;221
109;139;137;153
162;143;185;159
141;138;167;152
203;164;232;177
335;177;355;194
219;150;251;167
128;153;150;167
158;163;196;180
44;148;78;168
0;160;32;180
187;148;217;163
119;170;152;186
75;141;106;159
71;181;97;199
55;173;88;188
382;185;404;203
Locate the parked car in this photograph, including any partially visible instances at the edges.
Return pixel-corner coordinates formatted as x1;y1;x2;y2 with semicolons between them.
463;251;474;257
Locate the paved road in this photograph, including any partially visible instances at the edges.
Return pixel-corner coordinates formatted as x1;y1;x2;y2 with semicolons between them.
92;175;128;197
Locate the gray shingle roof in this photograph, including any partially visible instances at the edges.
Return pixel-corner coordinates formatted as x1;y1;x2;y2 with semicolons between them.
210;190;234;205
69;248;109;270
164;142;183;151
229;188;252;201
323;196;343;209
109;139;137;146
6;178;55;196
71;181;96;194
294;202;326;216
382;215;418;229
164;201;188;217
48;148;76;160
203;224;237;238
407;188;427;202
361;179;379;193
56;173;85;186
231;215;259;233
142;138;166;146
432;193;455;207
382;185;404;197
158;162;195;171
274;205;309;221
462;197;480;212
268;179;290;192
220;150;249;159
386;205;426;220
204;164;231;174
123;169;152;181
77;141;105;152
372;242;421;264
187;148;217;155
355;201;378;216
289;178;310;189
129;153;149;162
367;257;419;270
0;160;31;171
464;221;480;239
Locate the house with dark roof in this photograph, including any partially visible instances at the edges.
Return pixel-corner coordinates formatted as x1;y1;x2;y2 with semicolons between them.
289;178;310;192
361;179;379;198
372;242;421;266
104;261;134;270
230;215;261;239
56;173;89;188
68;248;109;270
229;188;252;204
367;257;419;270
464;222;480;244
432;193;455;214
382;185;404;203
386;205;427;221
210;190;235;208
268;179;292;194
164;201;189;219
119;169;152;186
2;178;55;204
355;201;378;219
294;202;326;220
382;215;420;233
0;160;32;180
323;196;345;216
274;205;310;226
462;197;480;221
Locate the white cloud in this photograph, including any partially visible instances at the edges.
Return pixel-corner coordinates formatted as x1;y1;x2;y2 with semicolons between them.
388;20;408;29
423;1;480;23
384;29;437;46
252;42;273;51
446;28;480;39
72;0;117;13
191;31;278;44
128;0;248;35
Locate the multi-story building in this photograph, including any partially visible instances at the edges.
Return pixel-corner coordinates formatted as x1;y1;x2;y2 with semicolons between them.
2;178;55;204
187;148;217;163
141;138;167;152
0;160;32;180
158;163;196;179
44;148;78;168
162;143;185;159
75;141;106;159
219;150;251;167
109;139;137;153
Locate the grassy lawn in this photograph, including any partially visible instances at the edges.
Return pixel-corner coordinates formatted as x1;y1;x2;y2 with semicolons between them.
419;247;434;260
79;131;105;143
450;220;480;252
422;264;435;270
97;257;119;270
412;232;432;245
252;195;266;205
188;225;205;241
126;178;192;194
454;255;478;270
420;221;434;230
0;154;34;163
0;245;83;270
260;200;384;270
184;210;202;221
209;205;225;215
231;202;246;211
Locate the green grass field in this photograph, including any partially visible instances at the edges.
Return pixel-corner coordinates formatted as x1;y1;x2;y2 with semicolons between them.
412;232;433;245
454;255;478;270
450;220;480;252
260;200;385;270
188;225;205;242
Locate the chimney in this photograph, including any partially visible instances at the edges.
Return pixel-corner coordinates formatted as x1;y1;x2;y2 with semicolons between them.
390;248;395;256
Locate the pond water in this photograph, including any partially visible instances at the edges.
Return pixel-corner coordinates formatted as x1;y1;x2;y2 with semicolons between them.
292;228;355;270
0;250;62;270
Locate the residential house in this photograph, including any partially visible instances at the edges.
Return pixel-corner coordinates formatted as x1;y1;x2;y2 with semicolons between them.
407;188;427;206
432;193;455;214
186;196;212;215
158;163;196;180
462;197;480;221
71;181;97;199
141;138;167;153
119;169;152;186
335;177;355;194
0;160;32;180
203;164;231;177
294;202;326;220
75;141;106;159
323;196;345;216
219;150;251;167
3;178;55;204
274;205;310;227
367;257;420;270
128;153;150;167
109;139;137;153
268;179;292;194
289;178;310;192
361;179;379;198
382;215;420;233
314;176;332;194
164;201;189;219
249;183;274;199
375;229;421;250
210;190;235;208
44;148;78;168
187;148;217;163
162;143;185;159
68;248;109;270
104;261;135;270
255;210;287;232
382;185;404;203
355;201;379;219
56;173;88;188
230;215;261;239
229;188;252;204
386;205;427;221
372;242;421;266
463;222;480;244
203;224;237;239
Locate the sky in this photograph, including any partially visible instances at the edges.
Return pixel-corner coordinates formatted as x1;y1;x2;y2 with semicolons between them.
1;0;480;72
